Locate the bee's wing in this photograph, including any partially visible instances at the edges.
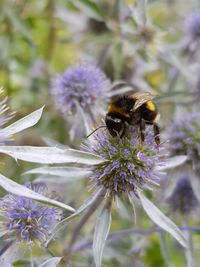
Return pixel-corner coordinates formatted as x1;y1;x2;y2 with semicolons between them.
131;92;155;111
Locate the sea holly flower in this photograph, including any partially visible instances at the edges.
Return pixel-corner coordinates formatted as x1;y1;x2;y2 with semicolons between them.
87;128;164;196
51;62;111;139
168;109;200;175
8;127;189;267
167;175;199;215
0;183;63;244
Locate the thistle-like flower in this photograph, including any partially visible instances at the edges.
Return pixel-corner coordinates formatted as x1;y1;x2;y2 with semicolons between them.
0;183;62;244
168;110;200;158
86;127;165;196
21;126;188;266
51;63;111;139
167;175;199;214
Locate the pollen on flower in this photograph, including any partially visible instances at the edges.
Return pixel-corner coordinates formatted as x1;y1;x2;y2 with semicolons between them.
0;183;63;244
88;127;165;196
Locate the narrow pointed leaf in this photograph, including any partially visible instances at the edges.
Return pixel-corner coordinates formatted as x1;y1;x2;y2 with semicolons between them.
45;188;104;246
93;203;111;267
42;137;69;149
0;173;75;212
25;166;92;180
34;176;86;184
1;106;44;136
74;0;104;21
0;146;106;165
39;257;62;267
76;104;90;136
137;191;187;248
156;155;188;171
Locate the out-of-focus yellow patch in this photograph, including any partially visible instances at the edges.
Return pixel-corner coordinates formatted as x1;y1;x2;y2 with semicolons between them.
125;0;136;4
147;41;157;53
144;70;164;88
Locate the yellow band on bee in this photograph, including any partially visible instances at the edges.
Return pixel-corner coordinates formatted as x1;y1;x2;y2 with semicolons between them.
146;100;155;111
108;104;130;118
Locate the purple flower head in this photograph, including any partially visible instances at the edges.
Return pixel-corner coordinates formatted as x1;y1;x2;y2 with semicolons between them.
168;110;200;158
52;62;111;115
88;127;165;196
185;10;200;38
167;175;199;214
0;183;62;244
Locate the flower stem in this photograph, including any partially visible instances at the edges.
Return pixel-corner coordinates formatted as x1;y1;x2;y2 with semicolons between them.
0;240;13;256
61;189;106;264
71;225;200;253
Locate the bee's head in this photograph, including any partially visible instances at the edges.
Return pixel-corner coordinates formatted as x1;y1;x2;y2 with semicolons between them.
105;113;126;138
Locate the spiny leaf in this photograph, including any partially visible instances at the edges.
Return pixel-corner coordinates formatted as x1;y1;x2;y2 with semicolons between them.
1;106;44;137
0;146;106;165
0;173;75;212
137;191;187;248
93;202;111;267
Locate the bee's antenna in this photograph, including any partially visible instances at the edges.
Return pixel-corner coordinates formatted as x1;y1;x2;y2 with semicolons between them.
87;125;107;138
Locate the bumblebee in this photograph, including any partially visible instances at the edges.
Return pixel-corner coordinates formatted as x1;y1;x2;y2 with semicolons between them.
105;92;160;147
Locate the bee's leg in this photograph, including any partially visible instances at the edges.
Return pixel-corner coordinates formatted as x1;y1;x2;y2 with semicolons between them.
153;122;160;146
119;122;127;138
139;118;146;150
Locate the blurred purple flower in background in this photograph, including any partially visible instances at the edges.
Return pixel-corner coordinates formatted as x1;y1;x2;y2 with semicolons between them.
52;63;111;139
87;128;165;196
185;10;200;39
168;110;200;158
0;183;62;244
167;175;199;214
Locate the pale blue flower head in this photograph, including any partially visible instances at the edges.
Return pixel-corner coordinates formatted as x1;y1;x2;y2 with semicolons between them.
87;127;165;196
52;62;111;115
0;183;62;244
167;175;199;214
168;110;200;158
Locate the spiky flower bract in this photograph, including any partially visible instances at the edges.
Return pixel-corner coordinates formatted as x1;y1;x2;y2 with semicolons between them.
168;110;200;159
167;175;199;214
87;127;165;196
52;62;111;116
0;183;62;244
185;10;200;39
0;89;15;144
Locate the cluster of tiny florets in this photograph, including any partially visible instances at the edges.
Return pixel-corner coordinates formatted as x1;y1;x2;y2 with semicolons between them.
52;63;111;116
167;175;199;214
0;183;62;244
168;110;200;158
88;128;165;196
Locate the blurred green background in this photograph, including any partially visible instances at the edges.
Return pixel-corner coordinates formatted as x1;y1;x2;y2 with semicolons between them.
0;0;200;266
